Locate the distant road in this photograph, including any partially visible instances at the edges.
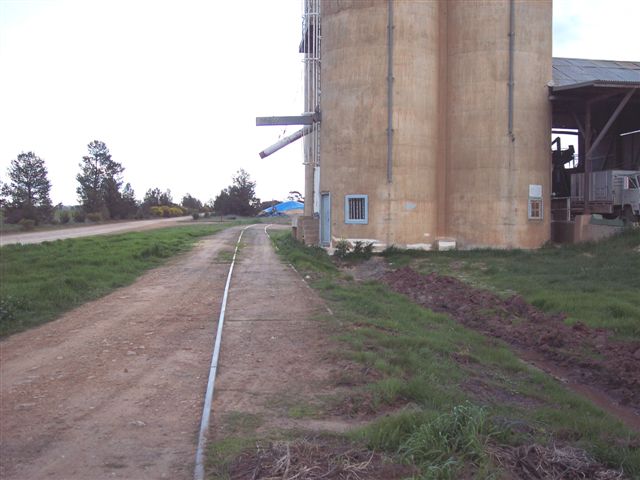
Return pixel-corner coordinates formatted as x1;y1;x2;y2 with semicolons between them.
0;216;193;246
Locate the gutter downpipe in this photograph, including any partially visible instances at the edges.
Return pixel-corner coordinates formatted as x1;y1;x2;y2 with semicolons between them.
385;0;394;248
508;0;515;141
387;0;394;182
506;0;516;245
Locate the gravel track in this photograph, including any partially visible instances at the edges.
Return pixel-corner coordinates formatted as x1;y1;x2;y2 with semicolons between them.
0;216;193;246
1;226;241;479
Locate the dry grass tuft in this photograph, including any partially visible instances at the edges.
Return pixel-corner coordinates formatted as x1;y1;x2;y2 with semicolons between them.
490;443;626;480
228;437;413;480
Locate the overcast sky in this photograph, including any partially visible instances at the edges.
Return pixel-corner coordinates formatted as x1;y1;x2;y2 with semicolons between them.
1;0;639;206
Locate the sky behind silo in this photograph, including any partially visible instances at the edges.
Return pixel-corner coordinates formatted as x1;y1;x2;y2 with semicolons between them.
0;0;638;206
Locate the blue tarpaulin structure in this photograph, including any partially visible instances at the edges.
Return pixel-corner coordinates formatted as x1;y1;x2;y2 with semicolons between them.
260;201;304;216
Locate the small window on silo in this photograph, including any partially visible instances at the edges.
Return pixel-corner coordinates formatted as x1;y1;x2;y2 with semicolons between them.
528;199;543;220
345;195;368;224
528;184;543;220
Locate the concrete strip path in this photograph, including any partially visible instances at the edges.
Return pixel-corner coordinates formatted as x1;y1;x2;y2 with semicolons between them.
209;225;350;451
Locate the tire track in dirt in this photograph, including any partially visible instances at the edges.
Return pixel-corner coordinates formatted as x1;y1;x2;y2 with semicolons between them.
0;226;243;479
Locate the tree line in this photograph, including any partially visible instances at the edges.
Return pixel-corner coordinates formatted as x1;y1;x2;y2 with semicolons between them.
1;140;262;227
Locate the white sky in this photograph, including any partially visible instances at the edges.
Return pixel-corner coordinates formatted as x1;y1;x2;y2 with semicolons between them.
1;0;639;206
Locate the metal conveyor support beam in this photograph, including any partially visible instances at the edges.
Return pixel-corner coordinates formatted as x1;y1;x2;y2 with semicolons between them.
258;126;312;159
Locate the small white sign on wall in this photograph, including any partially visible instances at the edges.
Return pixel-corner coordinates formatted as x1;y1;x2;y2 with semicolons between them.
529;184;542;198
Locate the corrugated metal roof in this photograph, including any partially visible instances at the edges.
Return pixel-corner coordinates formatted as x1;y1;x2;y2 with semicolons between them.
552;57;640;89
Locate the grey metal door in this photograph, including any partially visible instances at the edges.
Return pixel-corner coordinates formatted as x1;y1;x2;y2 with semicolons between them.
320;193;330;246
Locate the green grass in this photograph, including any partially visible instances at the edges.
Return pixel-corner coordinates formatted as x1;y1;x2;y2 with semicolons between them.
207;436;256;480
214;249;234;263
384;229;640;340
272;232;640;478
399;402;500;479
221;411;264;435
0;223;242;336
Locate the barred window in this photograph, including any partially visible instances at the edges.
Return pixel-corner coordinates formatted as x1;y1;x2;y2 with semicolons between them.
345;195;368;224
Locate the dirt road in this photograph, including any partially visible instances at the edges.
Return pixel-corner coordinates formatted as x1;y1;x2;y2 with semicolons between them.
1;224;342;479
0;226;242;479
0;216;192;246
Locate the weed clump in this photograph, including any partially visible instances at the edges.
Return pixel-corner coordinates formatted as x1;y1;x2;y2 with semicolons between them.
400;402;499;478
333;240;374;260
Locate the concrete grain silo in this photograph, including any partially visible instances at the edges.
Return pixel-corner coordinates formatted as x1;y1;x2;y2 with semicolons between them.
445;1;552;248
298;0;552;249
321;0;441;248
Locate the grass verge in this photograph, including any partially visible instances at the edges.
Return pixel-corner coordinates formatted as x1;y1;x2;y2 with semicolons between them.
0;223;243;336
383;228;640;340
270;231;640;479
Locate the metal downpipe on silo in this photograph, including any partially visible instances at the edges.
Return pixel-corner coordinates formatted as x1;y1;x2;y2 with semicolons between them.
505;0;516;245
387;0;394;183
508;0;515;141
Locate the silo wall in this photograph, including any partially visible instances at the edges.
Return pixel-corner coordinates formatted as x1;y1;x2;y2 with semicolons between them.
445;0;552;248
320;0;441;248
320;0;388;245
388;0;440;248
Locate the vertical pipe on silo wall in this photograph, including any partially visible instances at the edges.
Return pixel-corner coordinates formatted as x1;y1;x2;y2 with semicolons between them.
445;1;551;248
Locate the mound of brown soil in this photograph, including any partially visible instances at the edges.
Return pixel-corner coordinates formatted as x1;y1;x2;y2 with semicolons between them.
383;267;640;415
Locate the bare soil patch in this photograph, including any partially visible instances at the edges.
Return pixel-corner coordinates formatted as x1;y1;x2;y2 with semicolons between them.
383;267;640;427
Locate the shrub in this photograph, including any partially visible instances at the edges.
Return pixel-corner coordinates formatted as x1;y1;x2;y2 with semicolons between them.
72;210;86;223
59;211;70;224
18;218;36;231
381;244;401;256
0;296;28;323
333;240;374;260
169;207;183;217
333;239;351;259
150;205;185;218
150;206;163;217
352;241;374;258
203;211;210;218
192;212;200;220
86;212;102;223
